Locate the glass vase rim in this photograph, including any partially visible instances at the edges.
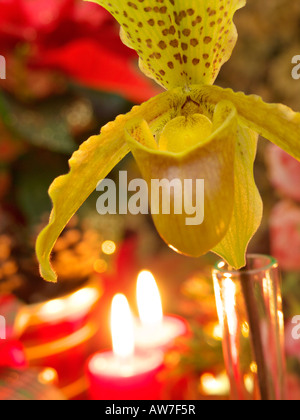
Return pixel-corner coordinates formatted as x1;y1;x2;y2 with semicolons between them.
213;254;278;276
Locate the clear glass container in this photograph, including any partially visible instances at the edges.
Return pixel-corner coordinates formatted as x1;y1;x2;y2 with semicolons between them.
212;254;286;400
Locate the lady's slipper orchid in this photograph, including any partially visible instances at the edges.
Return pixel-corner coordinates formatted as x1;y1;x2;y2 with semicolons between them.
36;0;300;282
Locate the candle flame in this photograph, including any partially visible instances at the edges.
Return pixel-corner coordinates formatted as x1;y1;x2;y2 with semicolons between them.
137;270;163;327
111;294;134;359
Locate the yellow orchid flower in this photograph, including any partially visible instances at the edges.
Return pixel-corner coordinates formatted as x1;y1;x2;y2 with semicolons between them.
36;0;300;282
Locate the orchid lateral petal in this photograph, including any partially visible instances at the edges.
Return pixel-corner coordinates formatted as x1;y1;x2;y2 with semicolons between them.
89;0;246;89
36;135;129;283
213;125;263;269
125;101;237;257
199;85;300;161
36;90;176;282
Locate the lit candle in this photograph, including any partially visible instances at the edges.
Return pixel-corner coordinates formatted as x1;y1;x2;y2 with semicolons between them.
134;270;188;352
86;294;164;400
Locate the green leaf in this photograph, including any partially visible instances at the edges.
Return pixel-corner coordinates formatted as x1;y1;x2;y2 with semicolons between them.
15;152;68;225
0;93;76;153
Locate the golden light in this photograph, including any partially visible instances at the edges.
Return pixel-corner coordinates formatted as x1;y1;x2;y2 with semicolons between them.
212;323;223;340
69;287;98;308
168;244;180;253
204;322;223;340
200;372;230;396
136;270;163;327
241;321;250;338
213;273;238;360
223;277;237;337
277;309;284;332
111;294;135;360
250;361;257;374
102;240;116;255
212;276;224;334
38;368;58;385
244;374;254;393
40;299;65;318
37;285;100;322
93;258;108;273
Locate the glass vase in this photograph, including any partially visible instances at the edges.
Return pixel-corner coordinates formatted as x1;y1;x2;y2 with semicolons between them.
212;254;286;400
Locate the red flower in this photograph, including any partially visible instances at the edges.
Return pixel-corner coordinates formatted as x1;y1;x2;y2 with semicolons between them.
0;340;27;369
266;144;300;202
270;200;300;271
0;0;161;102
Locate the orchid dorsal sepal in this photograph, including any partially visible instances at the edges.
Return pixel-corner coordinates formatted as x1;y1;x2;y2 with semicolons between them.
90;0;246;88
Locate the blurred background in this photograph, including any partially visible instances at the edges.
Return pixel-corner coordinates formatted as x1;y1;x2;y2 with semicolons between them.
0;0;300;400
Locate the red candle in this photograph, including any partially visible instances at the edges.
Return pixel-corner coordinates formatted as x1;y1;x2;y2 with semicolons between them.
134;271;188;352
86;294;164;400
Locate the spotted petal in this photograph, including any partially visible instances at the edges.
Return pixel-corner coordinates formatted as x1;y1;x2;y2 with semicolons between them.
89;0;246;89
